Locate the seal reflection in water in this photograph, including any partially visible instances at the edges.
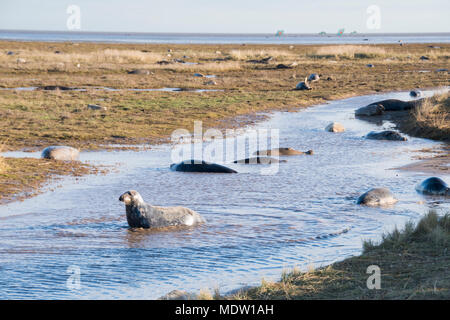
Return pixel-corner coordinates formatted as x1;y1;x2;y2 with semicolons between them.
170;160;237;173
119;190;205;229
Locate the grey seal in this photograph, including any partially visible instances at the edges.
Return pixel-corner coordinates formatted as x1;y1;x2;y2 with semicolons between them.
325;122;345;132
365;131;407;141
295;77;311;90
415;177;449;196
409;90;422;98
357;188;398;206
355;99;425;116
119;190;205;229
128;69;150;75
170;160;237;173
254;148;313;156
233;157;287;164
41;146;80;161
307;73;320;82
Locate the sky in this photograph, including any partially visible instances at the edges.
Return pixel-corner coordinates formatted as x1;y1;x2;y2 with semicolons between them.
0;0;449;34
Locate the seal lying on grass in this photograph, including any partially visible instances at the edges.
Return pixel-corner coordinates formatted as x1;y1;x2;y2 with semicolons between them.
416;177;449;196
355;99;424;116
170;160;237;173
119;190;205;229
357;188;398;206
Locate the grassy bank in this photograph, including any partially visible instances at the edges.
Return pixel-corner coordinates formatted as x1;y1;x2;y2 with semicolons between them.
396;91;450;141
222;211;450;300
1;41;449;150
0;156;103;204
0;41;448;203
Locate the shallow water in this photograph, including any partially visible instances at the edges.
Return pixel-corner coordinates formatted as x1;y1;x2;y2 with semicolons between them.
0;90;449;299
1;31;449;44
0;87;222;93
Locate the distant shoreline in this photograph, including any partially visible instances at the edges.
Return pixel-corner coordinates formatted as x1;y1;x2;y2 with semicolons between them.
1;30;449;45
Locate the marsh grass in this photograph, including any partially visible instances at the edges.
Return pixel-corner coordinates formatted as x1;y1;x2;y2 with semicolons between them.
397;90;450;140
222;211;450;300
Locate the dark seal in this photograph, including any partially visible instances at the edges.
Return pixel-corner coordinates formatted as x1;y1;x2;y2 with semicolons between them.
415;177;449;196
170;160;237;173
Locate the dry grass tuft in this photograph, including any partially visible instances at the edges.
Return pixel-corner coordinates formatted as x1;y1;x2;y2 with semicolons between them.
226;211;450;300
309;45;387;59
412;91;450;134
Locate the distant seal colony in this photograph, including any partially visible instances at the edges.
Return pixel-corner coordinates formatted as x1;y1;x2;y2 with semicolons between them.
119;190;205;229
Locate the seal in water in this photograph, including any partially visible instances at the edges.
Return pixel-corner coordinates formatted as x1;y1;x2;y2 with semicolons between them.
254;148;313;156
325;122;345;132
41;146;80;161
409;90;422;98
170;160;237;173
365;131;407;141
357;188;398;206
119;190;205;229
355;104;385;116
233;157;287;164
356;99;424;115
415;177;449;196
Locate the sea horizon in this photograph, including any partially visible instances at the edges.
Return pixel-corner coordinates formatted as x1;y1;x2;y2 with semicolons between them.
1;29;449;44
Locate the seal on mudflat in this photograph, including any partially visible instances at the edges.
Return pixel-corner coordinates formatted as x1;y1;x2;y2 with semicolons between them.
41;146;80;161
415;177;449;196
170;160;237;173
295;77;311;90
357;188;398;206
365;131;407;141
254;148;313;156
119;190;205;229
233;157;287;164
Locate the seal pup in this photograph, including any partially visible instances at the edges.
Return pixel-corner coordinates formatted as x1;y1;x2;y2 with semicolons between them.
119;190;205;229
357;188;398;206
233;157;287;164
170;160;237;173
254;148;313;156
41;146;80;161
415;177;449;196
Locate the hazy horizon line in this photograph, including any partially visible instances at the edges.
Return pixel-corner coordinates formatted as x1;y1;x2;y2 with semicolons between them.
1;29;449;36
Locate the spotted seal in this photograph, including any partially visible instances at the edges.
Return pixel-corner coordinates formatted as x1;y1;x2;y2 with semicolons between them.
119;190;205;229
